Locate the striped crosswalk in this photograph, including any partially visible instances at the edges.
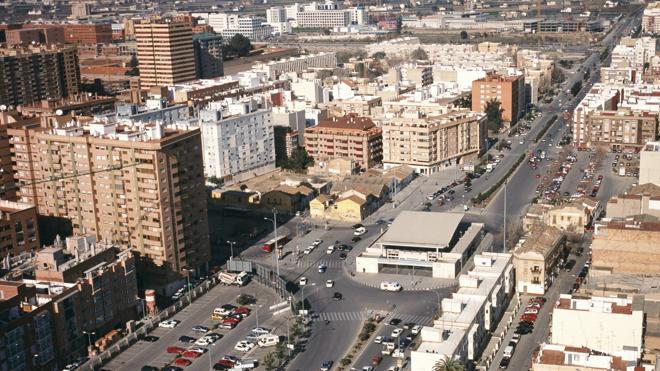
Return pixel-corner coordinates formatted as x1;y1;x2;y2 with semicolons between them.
295;260;344;269
311;310;434;326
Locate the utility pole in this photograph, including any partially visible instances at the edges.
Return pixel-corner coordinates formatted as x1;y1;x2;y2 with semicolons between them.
264;209;280;279
503;180;507;252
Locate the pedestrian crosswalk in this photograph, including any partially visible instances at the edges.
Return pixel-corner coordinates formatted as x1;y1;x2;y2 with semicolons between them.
311;310;434;326
295;260;344;269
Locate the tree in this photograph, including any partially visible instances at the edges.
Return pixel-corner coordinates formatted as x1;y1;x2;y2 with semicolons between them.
410;48;428;60
228;34;251;57
432;358;465;371
282;148;314;172
460;30;468;39
484;98;504;131
456;94;471;109
263;352;277;371
644;62;650;72
274;340;287;360
322;29;331;35
371;51;386;59
570;80;582;96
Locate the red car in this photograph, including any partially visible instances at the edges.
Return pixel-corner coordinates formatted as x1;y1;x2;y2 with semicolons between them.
233;307;251;316
372;356;382;366
183;351;203;359
166;346;186;354
521;313;538;322
215;359;235;368
174;358;192;367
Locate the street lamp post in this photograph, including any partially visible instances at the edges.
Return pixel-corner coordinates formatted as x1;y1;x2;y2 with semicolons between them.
183;269;194;303
226;240;236;260
206;342;216;371
503;180;508;252
82;330;96;357
300;283;316;313
137;297;146;320
426;289;442;319
264;209;280;279
256;305;263;329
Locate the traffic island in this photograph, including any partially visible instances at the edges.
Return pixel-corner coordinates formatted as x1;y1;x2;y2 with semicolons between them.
336;316;382;371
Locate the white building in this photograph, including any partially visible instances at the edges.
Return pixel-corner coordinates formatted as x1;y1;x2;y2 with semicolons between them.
410;252;514;371
204;13;272;40
199;99;275;183
640;141;660;186
551;294;644;362
532;343;633;370
296;9;351;28
356;212;488;278
266;7;287;23
253;53;337;80
642;2;660;34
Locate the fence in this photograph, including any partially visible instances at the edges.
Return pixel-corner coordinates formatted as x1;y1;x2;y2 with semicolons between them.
79;276;220;371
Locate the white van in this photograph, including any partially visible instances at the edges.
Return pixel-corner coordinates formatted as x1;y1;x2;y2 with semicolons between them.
503;345;514;358
235;359;258;369
380;282;402;292
257;334;280;347
326;245;335;254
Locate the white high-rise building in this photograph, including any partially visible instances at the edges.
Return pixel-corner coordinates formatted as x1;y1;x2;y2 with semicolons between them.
205;13;272;40
200;99;275;183
642;2;660;34
266;7;287;23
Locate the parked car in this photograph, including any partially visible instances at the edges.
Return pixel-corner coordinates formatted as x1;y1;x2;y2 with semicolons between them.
179;335;196;344
192;325;210;333
174;358;192;367
234;341;255;352
166;346;186;354
159;320;180;329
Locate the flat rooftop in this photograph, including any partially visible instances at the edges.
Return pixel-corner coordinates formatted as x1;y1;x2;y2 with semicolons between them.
380;211;464;249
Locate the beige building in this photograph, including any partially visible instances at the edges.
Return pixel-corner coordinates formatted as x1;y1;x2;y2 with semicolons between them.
513;224;566;295
135;19;196;88
9;119;210;291
532;343;630;371
584;108;659;151
591;218;660;276
542;199;601;237
640;141;660;186
607;183;660;219
304;113;383;170
472;72;525;125
0;200;40;261
382;109;486;175
327;95;382;117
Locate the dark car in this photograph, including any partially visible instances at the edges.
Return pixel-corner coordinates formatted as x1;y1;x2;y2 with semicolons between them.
351;236;361;242
141;367;159;371
143;335;159;342
564;259;576;271
339;253;347;260
388;318;402;326
499;357;510;369
352;223;364;229
333;292;342;301
403;322;415;330
515;326;533;335
162;367;184;371
321;360;334;371
179;335;196;344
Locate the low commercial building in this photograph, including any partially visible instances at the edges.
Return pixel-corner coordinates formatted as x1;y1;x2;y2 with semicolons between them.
253;53;337;80
382;109;486;175
542;198;601;237
410;252;514;371
513;224;566;295
304;114;383;170
551;294;644;362
532;343;629;371
607;183;660;219
356;211;487;278
591;218;660;276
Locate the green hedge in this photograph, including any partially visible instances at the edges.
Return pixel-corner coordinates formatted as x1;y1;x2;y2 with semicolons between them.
534;114;557;143
472;153;526;205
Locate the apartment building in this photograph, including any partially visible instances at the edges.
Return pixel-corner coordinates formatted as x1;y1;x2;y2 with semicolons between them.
5;27;65;45
62;23;113;44
304;113;383;170
512;224;566;295
327;95;382;117
202;13;272;40
266;7;288;23
551;294;644;362
572;84;622;147
532;343;629;371
296;9;351;28
253;52;337;80
382;109;486;175
0;200;39;261
640;141;660;186
643;2;660;34
0;236;139;370
199;99;275;184
0;45;80;107
541;198;601;237
8;119;210;291
591;218;660;276
135;19;196;88
410;252;514;371
584;108;658;151
193;32;224;79
472;72;525;125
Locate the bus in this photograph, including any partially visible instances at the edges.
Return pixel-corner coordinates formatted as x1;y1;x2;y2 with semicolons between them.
262;235;289;253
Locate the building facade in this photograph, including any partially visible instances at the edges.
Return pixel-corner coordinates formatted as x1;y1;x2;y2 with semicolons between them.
382;109;486;175
199;99;276;184
643;2;660;34
254;53;337;80
513;224;566;295
304;113;383;170
471;72;524;125
584;109;658;151
62;23;113;44
591;219;660;276
0;45;80;107
193;32;224;79
640;141;660;186
0;200;39;261
135;19;196;88
8;119;210;291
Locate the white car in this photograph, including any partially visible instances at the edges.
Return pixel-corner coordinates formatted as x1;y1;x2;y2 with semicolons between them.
353;227;367;236
252;327;271;335
189;347;207;354
304;246;314;254
62;362;80;371
234;340;255;352
299;277;308;286
312;239;323;246
374;336;384;344
326;280;334;288
158;319;179;328
411;325;422;335
391;328;403;337
195;337;211;346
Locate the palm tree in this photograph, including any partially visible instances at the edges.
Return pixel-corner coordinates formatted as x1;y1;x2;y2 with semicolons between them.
432;357;465;371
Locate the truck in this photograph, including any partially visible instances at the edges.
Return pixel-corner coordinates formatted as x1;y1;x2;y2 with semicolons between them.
219;271;250;286
257;334;280;347
380;281;402;292
486;163;494;173
381;343;395;355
